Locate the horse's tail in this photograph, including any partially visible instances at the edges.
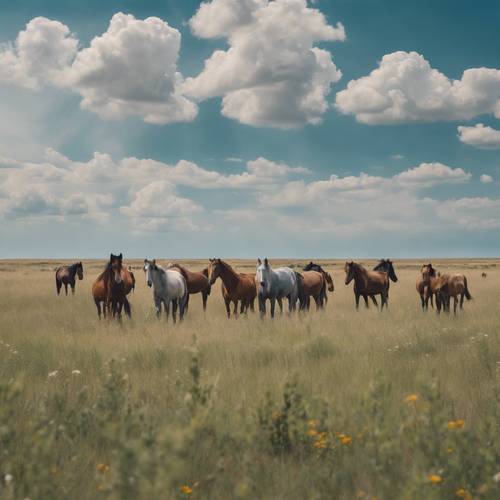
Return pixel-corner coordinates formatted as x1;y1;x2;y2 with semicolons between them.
294;271;304;307
129;267;136;292
463;276;472;300
123;297;132;317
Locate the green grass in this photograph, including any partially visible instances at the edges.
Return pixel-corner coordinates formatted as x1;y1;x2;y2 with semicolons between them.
0;259;499;499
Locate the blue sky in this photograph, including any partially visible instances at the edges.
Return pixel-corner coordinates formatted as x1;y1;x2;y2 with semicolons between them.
0;0;499;258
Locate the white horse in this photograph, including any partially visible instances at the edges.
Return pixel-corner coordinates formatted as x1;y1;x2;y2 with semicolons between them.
256;258;299;318
143;259;188;323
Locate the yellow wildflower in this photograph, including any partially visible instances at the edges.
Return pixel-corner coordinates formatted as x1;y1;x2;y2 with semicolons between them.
455;488;472;499
97;463;109;474
306;429;319;437
307;419;319;428
96;484;106;492
404;394;419;404
428;474;443;484
340;435;352;445
447;419;465;430
313;439;328;449
180;485;193;495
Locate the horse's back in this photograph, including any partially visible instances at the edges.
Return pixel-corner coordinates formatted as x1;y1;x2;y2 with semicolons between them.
300;271;323;294
165;269;187;298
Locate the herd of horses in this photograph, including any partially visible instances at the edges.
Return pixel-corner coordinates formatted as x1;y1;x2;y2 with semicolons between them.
54;256;473;321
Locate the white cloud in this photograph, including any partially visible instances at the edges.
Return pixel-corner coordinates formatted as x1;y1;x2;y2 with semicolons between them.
0;13;197;125
335;51;500;124
0;17;78;89
480;174;493;184
68;13;197;124
185;0;345;128
394;162;471;187
458;123;500;149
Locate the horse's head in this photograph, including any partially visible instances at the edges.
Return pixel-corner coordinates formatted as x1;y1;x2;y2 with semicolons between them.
420;263;435;282
344;261;355;285
325;271;334;292
207;258;222;285
110;253;123;284
256;258;272;294
76;262;83;280
374;259;398;282
143;258;157;288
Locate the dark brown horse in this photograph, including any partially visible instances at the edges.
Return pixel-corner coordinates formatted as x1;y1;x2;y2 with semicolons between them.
303;262;334;306
92;254;135;319
167;263;211;311
297;271;325;311
417;263;435;310
55;262;83;295
344;261;390;310
421;264;450;314
207;259;256;318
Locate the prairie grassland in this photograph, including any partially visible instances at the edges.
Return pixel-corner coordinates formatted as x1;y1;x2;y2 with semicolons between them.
0;258;499;499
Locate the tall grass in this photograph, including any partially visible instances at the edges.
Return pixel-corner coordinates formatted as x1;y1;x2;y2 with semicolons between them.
0;259;499;499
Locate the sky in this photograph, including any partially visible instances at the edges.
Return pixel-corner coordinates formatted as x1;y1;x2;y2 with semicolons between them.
0;0;499;259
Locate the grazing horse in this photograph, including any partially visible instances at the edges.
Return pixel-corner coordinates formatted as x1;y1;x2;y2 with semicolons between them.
344;261;390;310
207;259;256;318
303;262;334;306
417;263;435;310
441;274;472;315
144;259;188;323
256;258;299;318
167;263;211;311
91;254;133;319
297;271;325;311
55;262;83;295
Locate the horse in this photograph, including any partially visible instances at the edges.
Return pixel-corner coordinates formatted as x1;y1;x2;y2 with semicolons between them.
344;261;390;310
167;263;211;311
417;263;435;310
91;254;133;319
296;271;325;311
144;259;188;323
256;258;299;318
303;262;334;306
207;259;256;318
55;262;83;295
441;274;472;314
421;264;449;314
482;272;487;278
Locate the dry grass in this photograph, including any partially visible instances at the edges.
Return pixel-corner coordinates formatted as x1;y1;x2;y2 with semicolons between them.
0;258;499;499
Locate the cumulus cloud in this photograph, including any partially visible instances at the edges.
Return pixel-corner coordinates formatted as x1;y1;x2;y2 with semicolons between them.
335;51;500;124
480;174;493;184
394;162;471;187
458;123;500;149
0;14;197;124
185;0;345;128
0;17;78;89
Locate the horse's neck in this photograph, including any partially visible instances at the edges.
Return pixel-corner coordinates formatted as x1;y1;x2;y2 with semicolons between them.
220;262;240;290
152;267;167;289
67;264;77;276
353;266;368;287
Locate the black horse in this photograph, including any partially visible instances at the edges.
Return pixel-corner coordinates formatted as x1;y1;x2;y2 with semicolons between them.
55;262;84;295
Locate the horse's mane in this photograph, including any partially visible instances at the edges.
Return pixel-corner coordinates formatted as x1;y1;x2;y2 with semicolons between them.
96;261;112;281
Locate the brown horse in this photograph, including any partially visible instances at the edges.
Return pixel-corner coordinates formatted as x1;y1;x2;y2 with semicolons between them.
297;271;325;311
207;259;256;318
417;263;435;310
92;253;135;319
441;274;472;314
55;262;83;295
344;261;390;310
167;263;211;311
303;262;334;306
421;264;450;314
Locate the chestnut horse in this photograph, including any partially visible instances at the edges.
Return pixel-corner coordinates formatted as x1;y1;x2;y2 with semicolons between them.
303;262;334;306
297;271;325;311
344;261;390;310
92;253;135;319
441;273;472;314
417;263;435;310
55;262;83;295
207;259;256;318
421;264;450;314
167;263;211;311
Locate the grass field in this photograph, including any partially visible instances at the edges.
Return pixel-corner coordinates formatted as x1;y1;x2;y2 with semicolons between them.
0;258;499;499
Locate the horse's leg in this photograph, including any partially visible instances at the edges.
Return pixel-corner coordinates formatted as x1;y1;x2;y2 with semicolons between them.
277;297;283;315
430;293;434;308
165;301;170;322
453;297;458;315
460;293;465;309
240;300;246;315
172;300;178;324
363;295;369;308
64;283;68;295
420;293;425;310
270;298;276;318
56;278;62;295
155;295;162;319
184;294;189;313
202;292;207;312
314;295;321;310
71;280;75;295
225;298;231;319
233;300;238;318
249;298;255;313
258;295;266;318
371;295;379;308
95;299;101;319
355;293;360;310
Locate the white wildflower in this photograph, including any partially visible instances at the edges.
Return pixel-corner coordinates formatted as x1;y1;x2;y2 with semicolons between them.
493;472;500;483
48;370;59;378
71;370;81;376
4;474;13;483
